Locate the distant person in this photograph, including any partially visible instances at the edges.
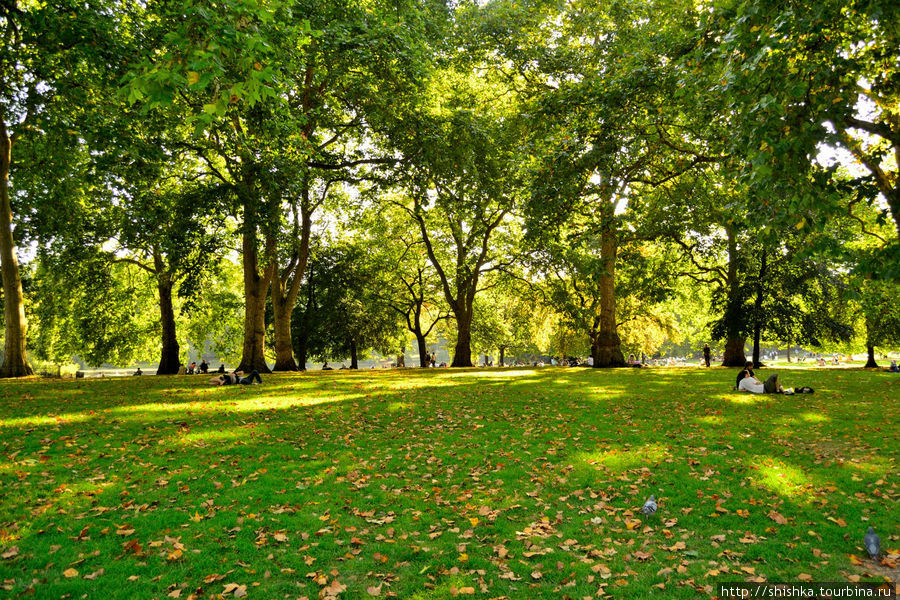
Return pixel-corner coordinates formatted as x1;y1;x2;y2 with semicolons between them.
177;363;187;375
628;354;636;365
133;368;142;376
587;356;594;367
889;360;898;373
217;364;226;373
199;360;208;374
703;344;711;367
817;357;826;367
322;362;333;371
188;361;197;374
209;370;262;386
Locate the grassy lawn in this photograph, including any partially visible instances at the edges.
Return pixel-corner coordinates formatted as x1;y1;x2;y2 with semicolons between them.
0;367;897;599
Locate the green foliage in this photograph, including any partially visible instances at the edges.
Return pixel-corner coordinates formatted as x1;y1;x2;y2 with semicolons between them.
28;255;159;368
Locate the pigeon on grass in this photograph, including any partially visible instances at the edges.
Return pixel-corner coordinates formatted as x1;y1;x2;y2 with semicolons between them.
864;527;880;559
639;495;658;516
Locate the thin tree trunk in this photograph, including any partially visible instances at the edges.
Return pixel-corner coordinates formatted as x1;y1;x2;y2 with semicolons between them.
237;224;273;373
416;334;428;368
499;345;505;367
349;339;358;369
155;264;180;375
593;224;624;367
0;114;32;378
751;249;766;368
271;199;312;371
721;225;747;367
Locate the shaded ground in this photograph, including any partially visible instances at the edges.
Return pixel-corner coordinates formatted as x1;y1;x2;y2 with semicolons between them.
0;367;897;599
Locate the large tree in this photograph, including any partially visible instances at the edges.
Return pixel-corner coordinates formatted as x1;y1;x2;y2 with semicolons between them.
385;69;523;367
0;0;124;376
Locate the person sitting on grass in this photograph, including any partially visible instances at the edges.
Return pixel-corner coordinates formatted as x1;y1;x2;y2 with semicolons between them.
735;361;754;389
209;370;262;386
889;360;898;373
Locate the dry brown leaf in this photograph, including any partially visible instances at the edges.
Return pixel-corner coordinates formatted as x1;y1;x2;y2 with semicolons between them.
63;568;79;578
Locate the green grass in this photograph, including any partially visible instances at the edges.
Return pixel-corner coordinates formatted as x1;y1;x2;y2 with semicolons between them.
0;367;897;599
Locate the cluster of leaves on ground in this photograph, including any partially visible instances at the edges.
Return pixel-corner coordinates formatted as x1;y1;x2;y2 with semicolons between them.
0;367;897;599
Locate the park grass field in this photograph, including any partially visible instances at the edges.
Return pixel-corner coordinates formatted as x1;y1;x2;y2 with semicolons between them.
0;367;897;599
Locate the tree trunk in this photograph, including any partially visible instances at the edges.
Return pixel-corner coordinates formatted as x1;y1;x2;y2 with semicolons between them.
751;249;766;368
451;308;474;367
499;345;505;367
722;337;747;367
397;347;405;368
416;334;428;368
786;345;791;362
593;224;624;367
0;115;33;378
864;345;878;368
272;301;297;371
720;225;747;367
271;200;312;371
349;339;358;369
155;265;180;375
237;226;273;374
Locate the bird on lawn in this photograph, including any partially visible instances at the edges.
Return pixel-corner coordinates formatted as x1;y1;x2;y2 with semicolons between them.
864;527;880;559
640;494;657;516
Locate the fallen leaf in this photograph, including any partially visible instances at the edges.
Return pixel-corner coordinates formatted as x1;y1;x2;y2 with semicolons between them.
63;568;79;578
767;511;788;525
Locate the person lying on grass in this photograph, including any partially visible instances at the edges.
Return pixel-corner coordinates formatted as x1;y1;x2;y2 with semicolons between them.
209;370;262;386
737;370;812;395
738;370;785;394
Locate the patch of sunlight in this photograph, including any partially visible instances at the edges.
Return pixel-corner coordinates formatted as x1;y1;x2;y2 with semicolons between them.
387;402;414;412
0;412;92;428
724;392;770;405
109;392;365;416
178;429;243;445
798;412;830;423
695;415;722;425
437;369;537;379
575;443;668;473
749;456;815;500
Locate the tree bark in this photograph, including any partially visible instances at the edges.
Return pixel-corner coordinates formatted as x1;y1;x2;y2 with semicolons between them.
593;223;625;367
271;193;312;371
751;249;766;368
864;345;878;368
451;306;474;367
155;261;180;375
416;334;428;367
349;338;358;369
0;114;33;377
721;225;748;367
499;345;505;367
237;222;274;374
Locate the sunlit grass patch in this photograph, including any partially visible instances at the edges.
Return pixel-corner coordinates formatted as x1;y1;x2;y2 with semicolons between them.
749;456;817;500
